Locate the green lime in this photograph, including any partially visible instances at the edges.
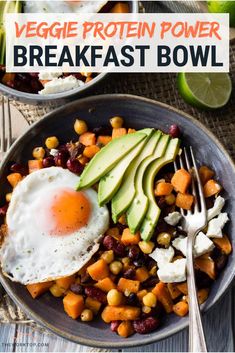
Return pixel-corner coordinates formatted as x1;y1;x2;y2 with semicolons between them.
207;1;235;27
177;73;232;109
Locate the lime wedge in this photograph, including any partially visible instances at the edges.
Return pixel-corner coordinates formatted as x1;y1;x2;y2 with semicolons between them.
177;73;232;109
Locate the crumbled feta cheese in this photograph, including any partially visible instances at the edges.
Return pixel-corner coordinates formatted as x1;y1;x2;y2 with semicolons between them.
207;196;225;221
38;71;62;81
206;212;229;238
164;211;182;226
157;258;186;283
172;236;187;257
39;75;84;95
50;149;58;157
150;246;174;267
194;232;214;257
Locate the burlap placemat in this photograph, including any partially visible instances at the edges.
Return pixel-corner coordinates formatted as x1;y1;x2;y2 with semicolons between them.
1;0;235;327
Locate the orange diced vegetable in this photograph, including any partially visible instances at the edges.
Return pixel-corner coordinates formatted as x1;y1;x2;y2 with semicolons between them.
121;228;140;246
63;291;84;319
155;182;173;196
167;283;181;300
101;305;140;323
106;227;120;240
173;301;189;317
199;166;214;185
137;289;148;301
87;259;109;281
198;288;209;304
203;179;222;198
128;128;136;134
7;173;22;188
2;73;15;85
117;278;140;294
79;132;96;146
117;321;134;338
213;235;232;255
95;277;116;292
135;267;149;282
171;168;192;194
78;155;89;165
195;254;216;280
56;275;76;291
152;282;173;313
176;282;188;295
112;128;127;139
27;281;53;299
85;297;102;314
28;160;43;173
111;2;130;13
97;135;112;146
83;145;100;159
176;193;194;210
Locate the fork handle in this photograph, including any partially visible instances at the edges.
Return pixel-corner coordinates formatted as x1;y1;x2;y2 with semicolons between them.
187;242;207;352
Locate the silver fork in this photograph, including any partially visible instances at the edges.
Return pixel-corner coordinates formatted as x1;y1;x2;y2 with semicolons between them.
174;147;207;352
0;97;12;163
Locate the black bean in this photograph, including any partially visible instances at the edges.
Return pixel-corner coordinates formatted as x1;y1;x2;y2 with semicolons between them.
70;283;84;295
169;124;181;138
93;125;112;136
128;245;140;261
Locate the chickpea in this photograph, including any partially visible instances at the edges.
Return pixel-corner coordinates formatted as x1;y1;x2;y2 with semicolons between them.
32;147;45;160
49;284;64;297
121;257;131;270
110;116;124;129
74;119;88;135
165;193;176;205
45;136;59;149
142;305;152;314
109;261;123;275
101;250;114;264
143;292;157;308
5;193;12;203
157;232;171;247
138;241;155;254
107;289;123;306
81;309;93;322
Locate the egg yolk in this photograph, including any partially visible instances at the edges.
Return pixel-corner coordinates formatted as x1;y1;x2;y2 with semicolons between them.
48;188;91;236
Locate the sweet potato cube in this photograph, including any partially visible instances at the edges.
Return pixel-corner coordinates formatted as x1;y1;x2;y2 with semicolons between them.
176;193;194;210
152;282;173;313
213;234;232;255
171;168;192;193
112;128;127;139
176;282;188;295
101;305;140;323
97;136;112;146
195;254;216;280
199;166;214;185
203;179;222;198
7;173;23;188
79;132;96;146
27;281;53;299
95;277;116;292
155;182;173;196
117;278;140;293
85;297;102;314
173;301;189;317
28;160;43;173
135;267;149;282
56;275;76;291
63;291;84;319
167;283;181;300
121;228;140;246
197;288;209;304
117;321;134;338
87;259;109;281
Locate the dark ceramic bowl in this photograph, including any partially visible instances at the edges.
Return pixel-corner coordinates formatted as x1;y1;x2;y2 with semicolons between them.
0;1;138;105
0;94;235;348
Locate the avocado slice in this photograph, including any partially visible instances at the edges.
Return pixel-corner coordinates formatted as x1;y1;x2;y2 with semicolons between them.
140;138;180;241
98;128;154;206
126;134;170;234
77;131;147;190
111;130;161;223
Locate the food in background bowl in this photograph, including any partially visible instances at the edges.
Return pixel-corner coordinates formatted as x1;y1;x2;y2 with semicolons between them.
0;115;232;339
0;1;130;95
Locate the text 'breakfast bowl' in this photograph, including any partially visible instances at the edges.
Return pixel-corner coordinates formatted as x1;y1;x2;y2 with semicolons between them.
0;94;234;348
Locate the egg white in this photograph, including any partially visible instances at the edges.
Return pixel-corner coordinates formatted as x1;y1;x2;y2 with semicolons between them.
0;167;109;284
24;1;108;14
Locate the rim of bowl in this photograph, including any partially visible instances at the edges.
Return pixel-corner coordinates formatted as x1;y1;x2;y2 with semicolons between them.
0;1;139;103
0;93;235;348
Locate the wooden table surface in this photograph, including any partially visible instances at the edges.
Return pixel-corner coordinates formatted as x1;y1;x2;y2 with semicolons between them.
0;287;234;352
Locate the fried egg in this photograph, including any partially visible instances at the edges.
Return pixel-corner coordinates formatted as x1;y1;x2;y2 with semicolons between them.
24;1;108;14
0;167;109;284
